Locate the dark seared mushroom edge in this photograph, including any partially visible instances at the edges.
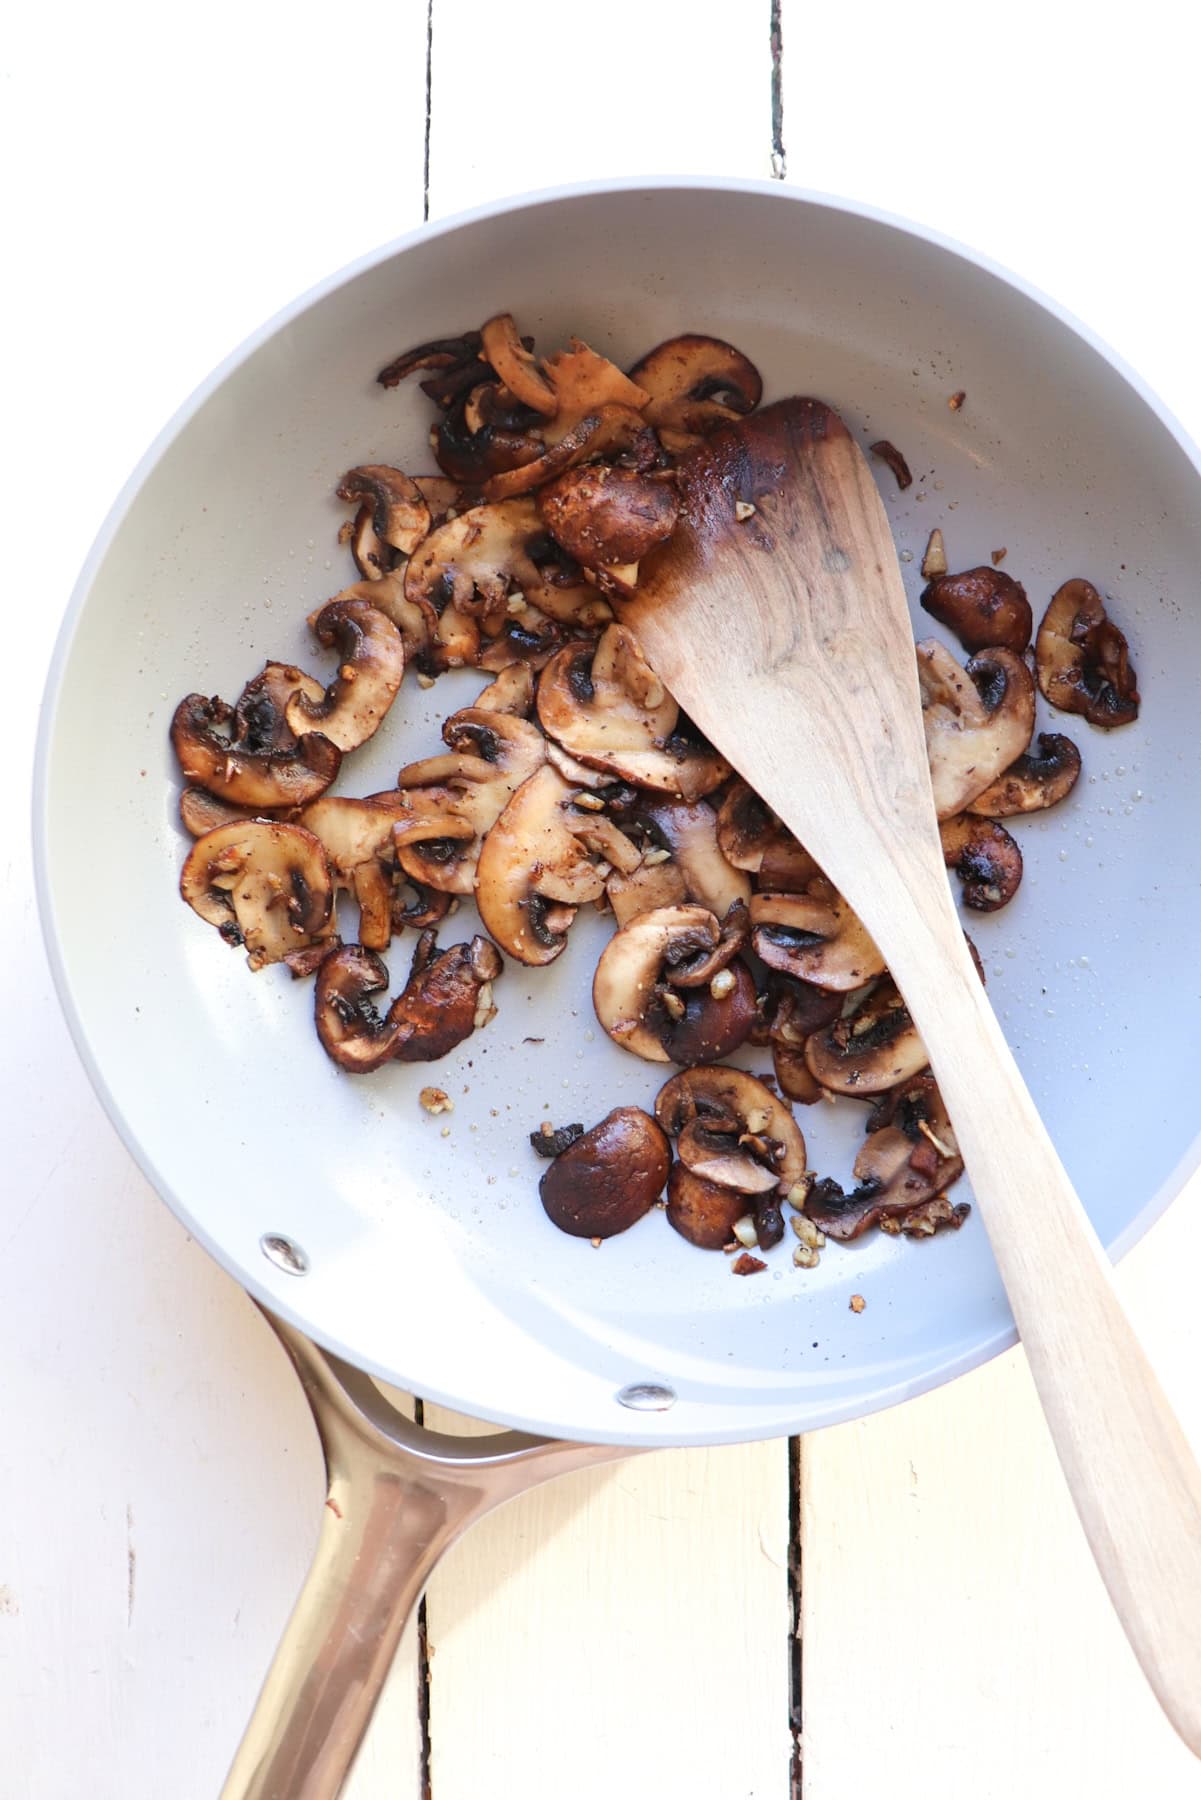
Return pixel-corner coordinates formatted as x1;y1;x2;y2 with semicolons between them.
167;309;1147;1276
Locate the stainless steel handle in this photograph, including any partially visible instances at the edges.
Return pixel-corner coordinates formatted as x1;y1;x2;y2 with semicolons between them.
223;1309;626;1800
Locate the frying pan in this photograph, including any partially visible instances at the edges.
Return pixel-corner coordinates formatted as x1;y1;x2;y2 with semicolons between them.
34;179;1201;1795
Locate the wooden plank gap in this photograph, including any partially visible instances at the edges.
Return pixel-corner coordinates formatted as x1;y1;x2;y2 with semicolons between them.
789;1434;803;1799
770;0;786;178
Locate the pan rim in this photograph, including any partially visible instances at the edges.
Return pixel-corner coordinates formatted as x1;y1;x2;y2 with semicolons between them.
32;174;1201;1446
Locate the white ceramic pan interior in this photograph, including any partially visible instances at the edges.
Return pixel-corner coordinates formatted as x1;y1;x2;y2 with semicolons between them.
35;180;1201;1447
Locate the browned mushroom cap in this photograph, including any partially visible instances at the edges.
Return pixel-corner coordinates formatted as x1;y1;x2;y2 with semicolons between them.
804;978;927;1096
475;764;627;965
392;710;548;894
180;820;335;971
539;465;679;569
314;931;501;1073
664;1164;749;1250
750;882;886;991
939;814;1023;912
592;904;756;1064
537;625;728;799
284;599;405;752
920;566;1033;655
655;1065;806;1193
337;466;431;557
606;791;751;919
538;1106;671;1239
1035;578;1140;728
970;732;1082;816
480;314;558;416
298;794;412;950
482;405;661;503
539;338;651;441
474;662;536;716
171;694;342;808
714;781;821;890
376;330;483;390
917;640;1036;819
233;661;327;751
627;335;763;436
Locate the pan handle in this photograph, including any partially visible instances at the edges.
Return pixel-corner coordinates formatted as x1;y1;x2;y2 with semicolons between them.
222;1309;627;1800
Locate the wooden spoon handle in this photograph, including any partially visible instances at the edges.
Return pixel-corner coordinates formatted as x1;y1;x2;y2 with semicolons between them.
889;900;1201;1756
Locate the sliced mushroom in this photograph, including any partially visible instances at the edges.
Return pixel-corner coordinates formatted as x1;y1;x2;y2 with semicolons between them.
606;856;689;926
480;314;558;416
171;694;342;808
765;972;844;1105
939;814;1023;912
1035;578;1140;728
804;978;927;1096
376;330;484;391
539;465;679;569
180;820;335;971
714;781;820;889
540;338;650;442
346;504;394;580
337;466;431;557
299;794;412;950
592;905;757;1063
179;787;269;837
537;625;728;799
475;764;618;965
474;662;536;716
482;404;660;503
234;661;326;751
314;932;501;1073
970;732;1082;817
920;566;1033;654
917;640;1036;819
628;334;762;436
538;1106;670;1238
750;883;886;991
284;599;405;752
404;498;549;634
676;1119;780;1195
313;574;439;671
606;792;751;918
655;1066;806;1193
806;1075;965;1241
392;710;547;894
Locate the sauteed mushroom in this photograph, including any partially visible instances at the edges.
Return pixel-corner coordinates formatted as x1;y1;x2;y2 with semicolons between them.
475;764;635;965
480;313;558;416
376;330;484;391
605;791;750;919
171;693;341;808
970;732;1082;816
806;1075;966;1240
392;709;547;893
541;338;651;440
537;624;728;799
180;820;335;970
750;881;885;990
538;1106;670;1239
593;904;756;1064
714;781;820;889
655;1066;806;1249
315;932;501;1073
939;814;1024;912
337;466;431;558
804;978;927;1096
920;566;1033;654
298;794;412;950
285;599;405;752
917;640;1036;818
539;464;679;570
627;334;762;436
1035;578;1140;727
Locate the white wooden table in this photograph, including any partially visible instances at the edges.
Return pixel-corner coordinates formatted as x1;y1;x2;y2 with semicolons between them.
5;4;1201;1795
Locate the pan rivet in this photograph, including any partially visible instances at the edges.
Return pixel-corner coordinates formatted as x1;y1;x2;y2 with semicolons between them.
616;1382;677;1412
260;1233;310;1276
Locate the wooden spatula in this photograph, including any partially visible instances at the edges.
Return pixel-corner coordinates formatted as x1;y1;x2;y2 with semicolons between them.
626;396;1201;1757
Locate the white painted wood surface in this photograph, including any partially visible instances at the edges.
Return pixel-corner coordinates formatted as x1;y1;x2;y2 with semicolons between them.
4;2;1201;1796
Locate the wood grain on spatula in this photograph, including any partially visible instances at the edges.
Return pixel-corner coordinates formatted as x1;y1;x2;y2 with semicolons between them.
626;397;1201;1761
